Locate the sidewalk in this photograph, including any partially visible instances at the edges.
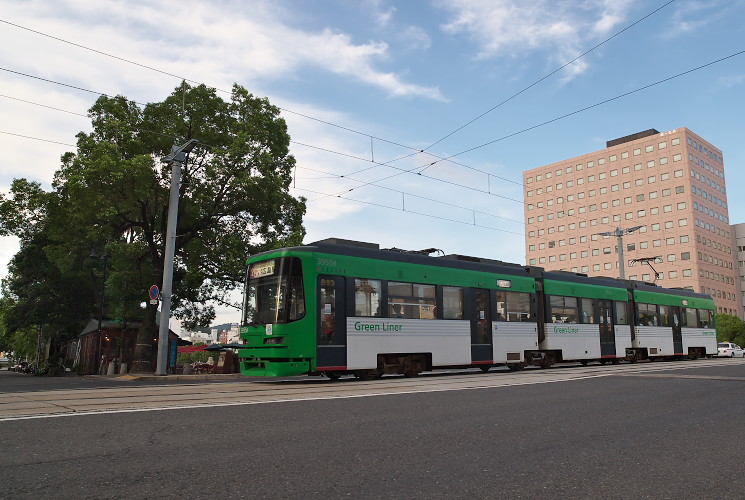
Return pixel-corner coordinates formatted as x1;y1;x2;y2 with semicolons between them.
87;373;245;382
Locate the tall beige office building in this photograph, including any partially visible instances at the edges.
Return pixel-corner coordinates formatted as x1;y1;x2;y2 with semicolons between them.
523;127;739;316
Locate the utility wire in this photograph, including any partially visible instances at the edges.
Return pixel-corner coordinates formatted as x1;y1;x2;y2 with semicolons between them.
428;49;745;166
424;0;676;151
3;49;738;242
0;18;415;153
291;186;525;236
1;125;725;277
2;54;735;276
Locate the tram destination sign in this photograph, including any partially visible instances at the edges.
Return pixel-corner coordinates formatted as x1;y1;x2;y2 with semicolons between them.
250;260;276;279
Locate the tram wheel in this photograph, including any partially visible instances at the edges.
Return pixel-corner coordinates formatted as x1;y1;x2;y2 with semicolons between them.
479;365;491;373
326;372;341;381
611;358;620;365
507;363;525;371
579;360;588;366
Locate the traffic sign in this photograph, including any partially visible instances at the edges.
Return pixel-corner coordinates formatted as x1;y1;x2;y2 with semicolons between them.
149;285;160;300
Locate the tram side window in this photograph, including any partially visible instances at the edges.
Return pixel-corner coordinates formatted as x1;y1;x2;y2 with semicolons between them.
659;305;671;327
495;291;533;321
581;298;596;324
637;303;658;326
684;307;698;328
354;279;382;317
615;301;629;325
699;309;714;328
388;282;436;319
443;286;464;319
549;296;578;323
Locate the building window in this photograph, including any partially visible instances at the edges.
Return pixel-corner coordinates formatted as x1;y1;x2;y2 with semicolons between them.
672;138;680;146
681;252;691;260
673;154;682;162
674;170;683;177
675;186;685;194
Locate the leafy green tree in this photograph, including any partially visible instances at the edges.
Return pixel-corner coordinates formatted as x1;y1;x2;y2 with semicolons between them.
715;314;745;344
0;82;306;371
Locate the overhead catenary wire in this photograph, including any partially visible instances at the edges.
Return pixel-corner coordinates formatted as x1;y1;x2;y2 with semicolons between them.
1;51;738;269
1;41;738;280
0;126;728;279
422;0;677;152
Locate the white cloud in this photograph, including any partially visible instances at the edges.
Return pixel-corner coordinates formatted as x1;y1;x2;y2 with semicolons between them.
2;0;443;101
439;0;633;79
662;0;729;38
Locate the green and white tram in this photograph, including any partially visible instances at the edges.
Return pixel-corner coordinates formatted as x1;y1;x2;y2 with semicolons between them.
239;238;717;378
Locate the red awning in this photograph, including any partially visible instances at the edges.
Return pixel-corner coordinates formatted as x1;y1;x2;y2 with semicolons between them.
177;345;208;354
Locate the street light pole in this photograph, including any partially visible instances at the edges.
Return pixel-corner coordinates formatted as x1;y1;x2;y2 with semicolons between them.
596;225;643;279
156;139;198;376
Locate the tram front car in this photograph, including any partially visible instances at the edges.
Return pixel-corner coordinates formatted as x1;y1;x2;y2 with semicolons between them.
240;249;315;376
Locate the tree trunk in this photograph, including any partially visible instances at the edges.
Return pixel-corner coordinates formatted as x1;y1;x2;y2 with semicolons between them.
130;303;158;373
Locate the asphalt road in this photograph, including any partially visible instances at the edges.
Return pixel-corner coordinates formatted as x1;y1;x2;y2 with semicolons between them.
1;359;745;499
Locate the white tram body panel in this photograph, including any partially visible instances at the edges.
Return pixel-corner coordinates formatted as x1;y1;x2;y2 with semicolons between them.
681;327;717;355
633;326;675;356
346;318;470;370
541;323;601;360
492;322;538;363
614;325;633;358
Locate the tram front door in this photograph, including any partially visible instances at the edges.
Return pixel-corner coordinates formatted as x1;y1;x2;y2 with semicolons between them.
316;276;347;370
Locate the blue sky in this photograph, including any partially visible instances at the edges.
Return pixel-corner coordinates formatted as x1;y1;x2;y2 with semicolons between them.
1;0;744;326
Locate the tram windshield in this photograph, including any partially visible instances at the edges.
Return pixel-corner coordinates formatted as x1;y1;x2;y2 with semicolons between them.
243;257;305;325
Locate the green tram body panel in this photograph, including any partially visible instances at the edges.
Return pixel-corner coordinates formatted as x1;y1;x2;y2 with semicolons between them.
239;246;537;376
633;289;715;310
543;279;628;302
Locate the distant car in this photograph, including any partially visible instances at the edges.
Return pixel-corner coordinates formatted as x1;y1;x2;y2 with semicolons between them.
717;343;745;358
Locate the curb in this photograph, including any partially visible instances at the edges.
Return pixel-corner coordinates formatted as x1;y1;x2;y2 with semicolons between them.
84;373;244;381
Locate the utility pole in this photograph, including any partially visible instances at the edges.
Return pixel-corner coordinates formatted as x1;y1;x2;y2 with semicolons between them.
156;139;198;376
596;225;644;279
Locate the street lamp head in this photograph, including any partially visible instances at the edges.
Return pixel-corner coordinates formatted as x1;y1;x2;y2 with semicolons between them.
162;139;200;164
596;231;612;237
626;225;644;233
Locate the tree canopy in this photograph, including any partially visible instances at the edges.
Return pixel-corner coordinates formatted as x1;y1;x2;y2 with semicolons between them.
0;82;306;361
